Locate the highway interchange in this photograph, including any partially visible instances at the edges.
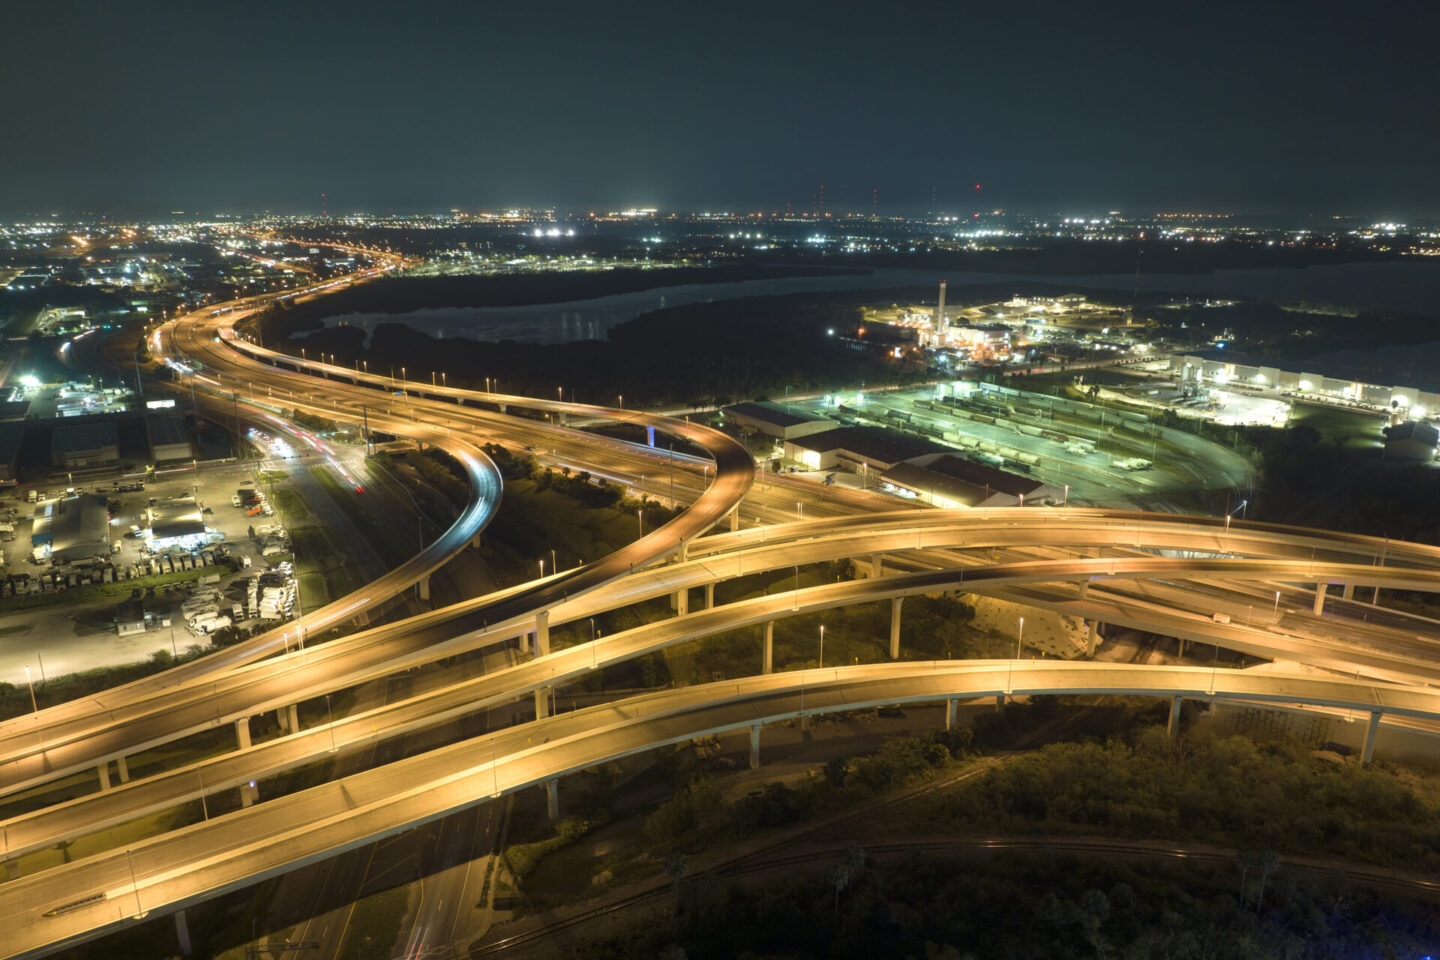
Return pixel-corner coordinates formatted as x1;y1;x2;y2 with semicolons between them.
5;250;1440;958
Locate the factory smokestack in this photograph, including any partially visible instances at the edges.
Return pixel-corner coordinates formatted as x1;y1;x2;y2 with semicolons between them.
935;280;948;334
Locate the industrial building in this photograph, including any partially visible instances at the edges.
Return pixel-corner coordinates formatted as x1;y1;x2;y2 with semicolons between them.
0;422;22;483
51;421;120;470
1384;420;1439;461
146;415;193;463
784;426;951;474
148;495;209;550
880;453;1061;508
1171;351;1440;415
30;493;111;562
722;402;833;440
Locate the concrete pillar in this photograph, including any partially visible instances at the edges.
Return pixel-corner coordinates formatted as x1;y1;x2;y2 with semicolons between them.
1167;695;1183;737
1313;582;1327;616
497;403;506;413
1361;710;1382;768
534;687;551;721
97;762;111;793
116;756;130;783
944;699;959;731
1078;580;1089;599
1085;620;1100;656
730;511;740;533
286;703;299;733
870;554;883;579
240;780;259;808
763;621;774;674
749;724;762;769
679;539;689;562
545;779;559;820
471;532;483;550
995;693;1006;713
889;597;903;659
3;860;18;880
174;908;192;956
1342;582;1355;601
672;588;689;616
236;717;252;751
535;610;550;657
418;574;430;601
704;582;715;610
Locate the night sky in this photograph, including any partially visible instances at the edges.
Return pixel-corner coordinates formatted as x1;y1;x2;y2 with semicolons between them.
5;0;1438;218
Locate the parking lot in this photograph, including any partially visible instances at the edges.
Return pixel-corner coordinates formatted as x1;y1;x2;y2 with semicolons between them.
0;456;302;686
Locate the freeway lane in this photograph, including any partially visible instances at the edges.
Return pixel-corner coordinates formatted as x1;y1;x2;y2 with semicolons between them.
5;659;1439;960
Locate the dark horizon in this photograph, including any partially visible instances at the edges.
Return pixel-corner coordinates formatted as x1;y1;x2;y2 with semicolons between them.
4;0;1438;220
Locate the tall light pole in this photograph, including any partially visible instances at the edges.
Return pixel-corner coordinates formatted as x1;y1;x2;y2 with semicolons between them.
1016;617;1025;660
818;624;825;668
24;665;37;715
539;558;545;579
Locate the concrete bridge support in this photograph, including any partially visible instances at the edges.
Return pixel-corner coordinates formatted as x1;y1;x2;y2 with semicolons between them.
418;574;431;601
1167;696;1183;737
471;532;483;550
1362;710;1382;768
889;597;903;659
277;703;299;734
535;610;550;657
730;511;740;533
1313;582;1327;616
672;588;689;616
1342;582;1355;600
116;756;130;783
174;908;192;956
1078;580;1089;599
546;779;560;820
1085;620;1100;656
870;554;884;579
236;717;252;751
995;693;1007;713
763;621;774;674
534;687;551;721
750;724;763;769
97;762;111;792
944;699;959;731
704;583;715;610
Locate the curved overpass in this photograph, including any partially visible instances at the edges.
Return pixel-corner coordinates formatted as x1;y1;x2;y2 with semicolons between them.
8;551;1440;864
7;508;1439;792
3;659;1437;959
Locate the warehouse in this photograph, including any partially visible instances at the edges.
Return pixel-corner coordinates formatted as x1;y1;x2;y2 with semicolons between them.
148;495;209;550
784;426;951;474
51;421;119;470
1384;420;1439;461
721;402;834;440
146;415;193;463
30;493;111;562
881;453;1063;508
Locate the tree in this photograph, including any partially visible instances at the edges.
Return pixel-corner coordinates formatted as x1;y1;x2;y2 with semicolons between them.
1254;849;1279;913
664;851;687;913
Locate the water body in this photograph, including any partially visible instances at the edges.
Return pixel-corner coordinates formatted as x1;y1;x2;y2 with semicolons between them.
316;260;1440;345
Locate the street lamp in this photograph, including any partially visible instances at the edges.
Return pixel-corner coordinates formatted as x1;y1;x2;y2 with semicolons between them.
1273;590;1281;618
539;558;545;579
818;624;825;668
24;665;37;715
